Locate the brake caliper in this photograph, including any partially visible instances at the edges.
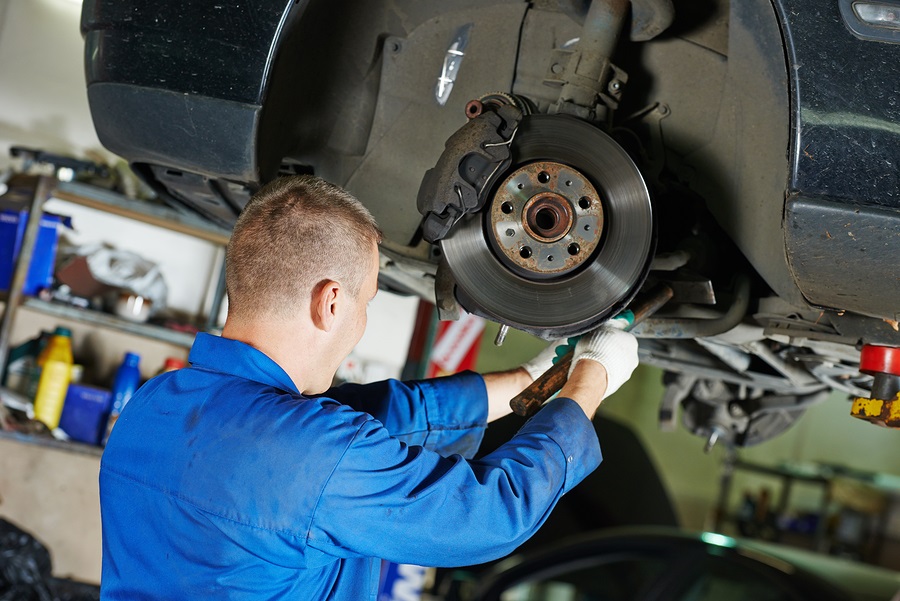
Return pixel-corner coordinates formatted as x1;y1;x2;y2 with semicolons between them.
416;100;523;243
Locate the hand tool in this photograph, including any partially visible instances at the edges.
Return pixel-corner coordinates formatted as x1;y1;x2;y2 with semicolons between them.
510;284;674;417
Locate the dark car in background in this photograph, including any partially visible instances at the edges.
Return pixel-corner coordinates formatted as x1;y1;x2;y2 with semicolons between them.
443;528;900;601
80;0;900;447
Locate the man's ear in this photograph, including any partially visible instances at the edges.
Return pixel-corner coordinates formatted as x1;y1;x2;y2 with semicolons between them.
311;279;341;332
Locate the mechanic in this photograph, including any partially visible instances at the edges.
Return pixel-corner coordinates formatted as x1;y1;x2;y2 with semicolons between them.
98;175;639;600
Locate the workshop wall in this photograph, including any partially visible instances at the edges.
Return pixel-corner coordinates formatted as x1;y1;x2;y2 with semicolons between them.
0;0;111;171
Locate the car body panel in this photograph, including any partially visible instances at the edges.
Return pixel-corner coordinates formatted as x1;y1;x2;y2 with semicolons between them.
775;0;900;321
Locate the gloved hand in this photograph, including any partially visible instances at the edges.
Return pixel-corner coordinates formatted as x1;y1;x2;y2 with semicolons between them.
520;338;575;381
568;318;639;398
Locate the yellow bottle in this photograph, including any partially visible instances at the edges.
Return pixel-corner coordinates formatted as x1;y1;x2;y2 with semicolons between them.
33;327;74;429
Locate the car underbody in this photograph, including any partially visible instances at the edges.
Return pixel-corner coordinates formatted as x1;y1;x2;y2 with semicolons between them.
82;0;900;447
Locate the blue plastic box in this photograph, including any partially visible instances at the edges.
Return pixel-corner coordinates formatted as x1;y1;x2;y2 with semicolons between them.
0;207;66;296
59;384;113;445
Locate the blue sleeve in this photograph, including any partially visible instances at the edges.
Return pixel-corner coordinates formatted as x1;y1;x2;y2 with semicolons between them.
304;397;602;568
320;372;488;458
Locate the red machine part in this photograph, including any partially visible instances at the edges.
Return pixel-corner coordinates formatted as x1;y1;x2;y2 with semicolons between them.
859;344;900;376
851;344;900;428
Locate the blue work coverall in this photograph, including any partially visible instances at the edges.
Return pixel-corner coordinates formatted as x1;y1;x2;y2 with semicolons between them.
99;333;602;599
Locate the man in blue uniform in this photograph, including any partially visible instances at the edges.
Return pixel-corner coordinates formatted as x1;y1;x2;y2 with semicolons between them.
99;175;639;599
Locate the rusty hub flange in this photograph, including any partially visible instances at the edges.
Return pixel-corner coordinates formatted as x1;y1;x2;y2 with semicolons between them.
489;160;603;278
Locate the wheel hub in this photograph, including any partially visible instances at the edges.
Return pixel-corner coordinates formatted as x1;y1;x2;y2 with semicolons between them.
489;160;603;278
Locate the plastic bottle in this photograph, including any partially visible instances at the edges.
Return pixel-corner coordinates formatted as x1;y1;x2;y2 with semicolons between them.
23;331;53;399
156;356;186;376
102;352;142;444
32;327;74;429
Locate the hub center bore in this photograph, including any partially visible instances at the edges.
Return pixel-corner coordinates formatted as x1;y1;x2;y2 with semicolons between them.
523;193;573;242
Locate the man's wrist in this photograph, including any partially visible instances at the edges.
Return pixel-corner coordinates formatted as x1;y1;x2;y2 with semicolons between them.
482;367;534;422
558;360;609;420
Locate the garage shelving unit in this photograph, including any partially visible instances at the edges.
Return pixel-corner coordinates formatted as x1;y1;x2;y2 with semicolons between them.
18;297;197;349
0;175;231;455
54;180;230;246
0;428;104;458
2;178;231;349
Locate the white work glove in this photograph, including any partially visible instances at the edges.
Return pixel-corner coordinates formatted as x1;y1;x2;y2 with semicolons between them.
521;338;573;381
569;315;640;398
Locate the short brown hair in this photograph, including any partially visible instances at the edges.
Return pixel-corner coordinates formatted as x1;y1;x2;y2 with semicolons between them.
225;175;382;320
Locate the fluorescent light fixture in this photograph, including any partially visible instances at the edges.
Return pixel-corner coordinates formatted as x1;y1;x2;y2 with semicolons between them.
700;532;737;548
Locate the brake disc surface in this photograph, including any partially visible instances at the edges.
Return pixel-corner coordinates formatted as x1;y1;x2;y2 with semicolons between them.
441;114;654;338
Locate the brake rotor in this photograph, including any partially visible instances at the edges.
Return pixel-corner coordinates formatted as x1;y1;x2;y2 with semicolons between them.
441;114;654;338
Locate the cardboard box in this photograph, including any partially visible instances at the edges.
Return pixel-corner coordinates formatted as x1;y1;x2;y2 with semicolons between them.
0;206;67;296
59;384;113;446
55;254;113;299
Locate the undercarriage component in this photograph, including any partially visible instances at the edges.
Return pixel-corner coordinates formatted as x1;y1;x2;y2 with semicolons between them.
546;0;629;121
559;0;676;43
440;113;655;339
665;373;830;449
631;274;751;339
851;344;900;427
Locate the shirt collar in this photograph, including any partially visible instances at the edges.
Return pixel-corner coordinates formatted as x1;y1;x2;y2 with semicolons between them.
188;332;300;395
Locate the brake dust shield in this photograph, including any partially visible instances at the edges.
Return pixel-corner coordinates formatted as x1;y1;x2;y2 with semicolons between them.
441;114;654;339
